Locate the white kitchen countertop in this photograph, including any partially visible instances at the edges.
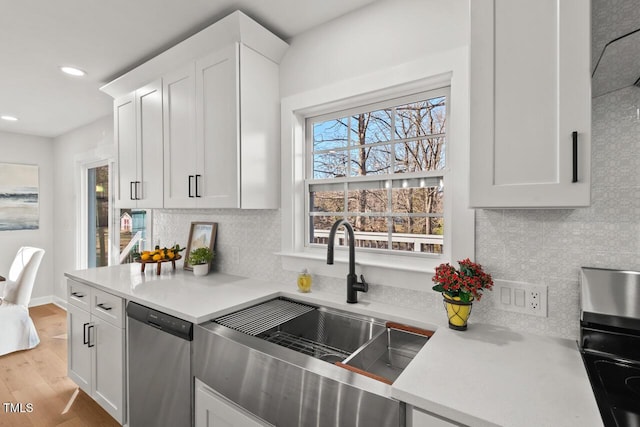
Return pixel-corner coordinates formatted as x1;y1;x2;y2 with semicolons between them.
64;265;603;427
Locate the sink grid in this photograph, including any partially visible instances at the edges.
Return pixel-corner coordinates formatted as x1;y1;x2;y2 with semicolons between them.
262;330;350;362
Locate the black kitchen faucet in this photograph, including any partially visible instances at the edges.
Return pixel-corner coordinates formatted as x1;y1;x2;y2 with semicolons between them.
326;219;368;303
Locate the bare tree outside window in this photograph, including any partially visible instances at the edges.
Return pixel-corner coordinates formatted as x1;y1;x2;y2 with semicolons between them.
307;89;448;254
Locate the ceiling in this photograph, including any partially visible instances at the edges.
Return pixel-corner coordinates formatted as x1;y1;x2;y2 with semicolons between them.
592;0;640;97
0;0;378;138
3;1;633;138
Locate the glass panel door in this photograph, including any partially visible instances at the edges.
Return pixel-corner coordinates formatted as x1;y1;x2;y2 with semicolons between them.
88;165;110;268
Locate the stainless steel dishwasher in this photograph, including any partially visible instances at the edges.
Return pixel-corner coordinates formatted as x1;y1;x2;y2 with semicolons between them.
126;301;193;427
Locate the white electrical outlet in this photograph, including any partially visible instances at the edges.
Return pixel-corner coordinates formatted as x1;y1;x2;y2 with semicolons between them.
529;290;540;311
494;279;547;317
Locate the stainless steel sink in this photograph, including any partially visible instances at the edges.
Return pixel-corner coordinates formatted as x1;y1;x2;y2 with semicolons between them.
194;297;434;427
257;304;386;363
213;297;386;363
341;325;432;383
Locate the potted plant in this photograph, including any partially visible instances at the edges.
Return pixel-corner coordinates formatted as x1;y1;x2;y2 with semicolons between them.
431;258;493;330
188;247;214;276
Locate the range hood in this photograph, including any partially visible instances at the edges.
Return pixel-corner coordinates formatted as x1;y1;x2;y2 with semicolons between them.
592;27;640;97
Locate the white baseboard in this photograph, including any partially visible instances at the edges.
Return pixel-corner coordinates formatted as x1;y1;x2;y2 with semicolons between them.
52;296;67;310
29;295;53;307
30;295;67;311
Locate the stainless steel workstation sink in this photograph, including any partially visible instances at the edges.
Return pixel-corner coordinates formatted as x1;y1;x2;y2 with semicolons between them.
193;297;433;426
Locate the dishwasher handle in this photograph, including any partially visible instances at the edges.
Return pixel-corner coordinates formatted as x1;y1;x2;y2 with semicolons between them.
126;301;193;341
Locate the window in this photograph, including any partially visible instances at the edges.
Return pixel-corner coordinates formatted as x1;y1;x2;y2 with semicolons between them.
280;51;473;281
305;88;449;256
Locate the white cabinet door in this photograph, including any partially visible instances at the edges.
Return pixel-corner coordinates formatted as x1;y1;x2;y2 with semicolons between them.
92;317;125;424
469;0;590;208
114;93;137;208
114;80;163;209
195;379;272;427
195;44;240;208
136;80;164;208
163;63;197;208
67;304;92;394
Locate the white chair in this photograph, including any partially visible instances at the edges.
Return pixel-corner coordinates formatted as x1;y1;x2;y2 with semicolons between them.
0;247;45;357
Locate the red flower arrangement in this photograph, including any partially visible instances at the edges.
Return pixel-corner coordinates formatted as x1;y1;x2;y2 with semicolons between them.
431;258;494;303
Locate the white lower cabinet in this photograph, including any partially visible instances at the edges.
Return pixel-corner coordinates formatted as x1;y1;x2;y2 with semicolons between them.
409;406;463;427
67;279;126;424
195;378;273;427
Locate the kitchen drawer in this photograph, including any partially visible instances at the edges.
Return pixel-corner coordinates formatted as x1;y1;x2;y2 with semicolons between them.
91;287;124;328
68;280;91;311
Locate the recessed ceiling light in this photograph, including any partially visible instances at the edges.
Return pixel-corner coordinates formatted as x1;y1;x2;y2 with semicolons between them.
60;66;86;77
1;115;18;121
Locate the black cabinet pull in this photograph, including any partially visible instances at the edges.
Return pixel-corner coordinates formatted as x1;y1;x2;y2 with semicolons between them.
134;181;141;200
572;131;578;183
188;175;195;198
130;181;135;200
71;291;85;299
87;324;95;348
97;303;112;311
195;174;201;198
83;322;89;345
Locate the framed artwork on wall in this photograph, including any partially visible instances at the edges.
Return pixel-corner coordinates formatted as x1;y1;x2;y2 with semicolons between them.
184;222;217;270
0;163;39;231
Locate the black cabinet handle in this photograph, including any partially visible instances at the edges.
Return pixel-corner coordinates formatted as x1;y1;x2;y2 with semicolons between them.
135;181;141;200
130;181;135;200
87;324;95;348
83;322;89;345
195;174;201;198
188;175;195;198
572;131;578;183
97;303;112;311
71;291;85;299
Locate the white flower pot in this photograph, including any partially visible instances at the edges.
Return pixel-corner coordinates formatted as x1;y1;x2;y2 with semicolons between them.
192;263;209;276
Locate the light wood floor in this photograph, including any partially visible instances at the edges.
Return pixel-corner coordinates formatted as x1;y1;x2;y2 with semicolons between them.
0;304;119;427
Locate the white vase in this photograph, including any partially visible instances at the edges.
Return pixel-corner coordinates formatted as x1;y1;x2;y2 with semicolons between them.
192;263;209;276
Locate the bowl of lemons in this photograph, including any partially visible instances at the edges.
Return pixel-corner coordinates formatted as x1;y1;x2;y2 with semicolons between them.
134;244;185;274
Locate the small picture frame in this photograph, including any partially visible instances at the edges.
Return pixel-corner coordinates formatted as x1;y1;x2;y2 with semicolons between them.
184;222;217;270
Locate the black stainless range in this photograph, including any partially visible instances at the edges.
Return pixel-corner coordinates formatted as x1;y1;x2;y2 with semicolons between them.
580;267;640;427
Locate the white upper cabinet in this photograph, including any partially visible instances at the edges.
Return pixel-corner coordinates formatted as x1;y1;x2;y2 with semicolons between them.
102;11;288;210
469;0;591;208
164;42;281;209
114;80;164;208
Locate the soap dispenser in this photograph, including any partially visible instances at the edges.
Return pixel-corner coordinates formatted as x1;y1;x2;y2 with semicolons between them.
297;269;312;293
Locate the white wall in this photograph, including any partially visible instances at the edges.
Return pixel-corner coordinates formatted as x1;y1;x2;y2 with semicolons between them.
52;115;113;302
0;131;54;303
280;0;469;98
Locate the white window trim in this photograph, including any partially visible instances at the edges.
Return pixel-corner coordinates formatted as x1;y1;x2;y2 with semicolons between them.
75;154;114;270
279;46;474;290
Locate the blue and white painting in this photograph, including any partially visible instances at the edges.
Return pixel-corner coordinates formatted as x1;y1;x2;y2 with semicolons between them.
0;163;39;231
